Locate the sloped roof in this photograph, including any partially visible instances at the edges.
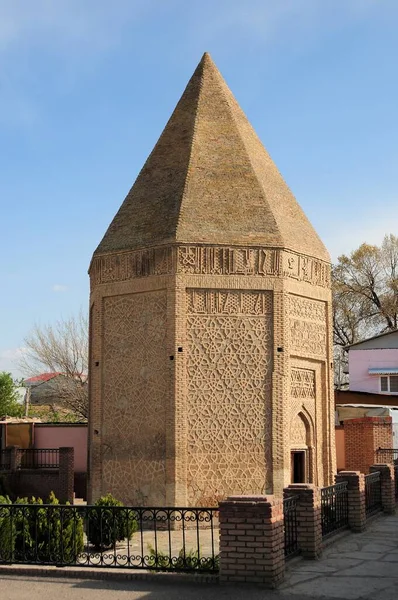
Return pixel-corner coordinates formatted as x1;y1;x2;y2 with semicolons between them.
94;53;329;262
347;329;398;350
24;373;62;385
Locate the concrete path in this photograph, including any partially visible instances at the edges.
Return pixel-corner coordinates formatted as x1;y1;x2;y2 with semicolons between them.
280;513;398;599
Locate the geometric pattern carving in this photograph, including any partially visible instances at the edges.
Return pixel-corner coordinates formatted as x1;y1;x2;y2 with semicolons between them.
289;295;327;357
291;368;316;399
290;414;308;447
101;291;168;505
90;246;331;289
289;296;326;321
186;289;273;503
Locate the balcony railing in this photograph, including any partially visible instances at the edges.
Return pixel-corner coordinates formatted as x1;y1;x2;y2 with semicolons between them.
375;448;398;464
0;449;59;470
18;449;59;469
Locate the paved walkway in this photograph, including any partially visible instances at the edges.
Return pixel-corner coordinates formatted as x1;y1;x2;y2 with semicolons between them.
280;513;398;599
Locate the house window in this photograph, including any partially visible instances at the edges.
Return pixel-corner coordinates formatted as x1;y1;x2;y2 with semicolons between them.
380;375;398;393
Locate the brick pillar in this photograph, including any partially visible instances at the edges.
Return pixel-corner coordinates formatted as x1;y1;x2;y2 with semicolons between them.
344;417;393;474
7;446;20;471
370;464;395;515
219;495;285;587
335;471;366;532
287;484;322;559
59;447;74;504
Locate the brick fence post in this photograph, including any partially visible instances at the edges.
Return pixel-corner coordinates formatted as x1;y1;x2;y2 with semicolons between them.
287;484;322;559
59;447;74;504
6;446;20;472
335;471;366;532
370;464;395;515
219;495;285;587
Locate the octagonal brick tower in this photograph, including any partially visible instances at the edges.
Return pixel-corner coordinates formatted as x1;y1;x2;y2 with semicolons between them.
88;53;336;506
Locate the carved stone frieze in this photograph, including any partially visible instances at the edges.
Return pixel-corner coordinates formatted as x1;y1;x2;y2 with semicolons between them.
90;245;331;288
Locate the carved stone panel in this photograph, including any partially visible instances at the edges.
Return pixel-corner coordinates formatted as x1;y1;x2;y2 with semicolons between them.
290;413;308;447
101;291;168;505
291;368;316;400
289;296;327;358
186;289;273;503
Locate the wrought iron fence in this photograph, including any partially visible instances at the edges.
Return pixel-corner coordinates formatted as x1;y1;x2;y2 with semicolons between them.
283;495;299;558
375;448;398;464
365;472;382;517
321;482;349;538
0;503;219;572
17;449;59;469
0;449;11;471
395;465;398;500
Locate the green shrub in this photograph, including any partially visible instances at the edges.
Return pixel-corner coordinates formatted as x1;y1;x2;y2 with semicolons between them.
146;544;219;571
0;495;14;562
87;494;137;550
0;492;84;564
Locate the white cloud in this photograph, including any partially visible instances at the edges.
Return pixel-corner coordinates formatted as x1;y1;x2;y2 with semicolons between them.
52;284;68;292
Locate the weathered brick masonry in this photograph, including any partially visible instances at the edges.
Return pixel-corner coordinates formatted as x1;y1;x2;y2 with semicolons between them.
88;52;336;505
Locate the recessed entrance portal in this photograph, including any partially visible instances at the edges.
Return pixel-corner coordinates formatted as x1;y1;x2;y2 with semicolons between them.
291;450;306;483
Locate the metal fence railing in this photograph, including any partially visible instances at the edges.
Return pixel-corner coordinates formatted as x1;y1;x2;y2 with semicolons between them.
0;449;11;471
321;482;349;538
375;448;398;464
395;465;398;500
365;472;382;517
283;495;299;558
0;503;219;572
18;449;59;469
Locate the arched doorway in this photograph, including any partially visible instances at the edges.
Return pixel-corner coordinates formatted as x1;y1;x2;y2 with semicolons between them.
290;412;312;484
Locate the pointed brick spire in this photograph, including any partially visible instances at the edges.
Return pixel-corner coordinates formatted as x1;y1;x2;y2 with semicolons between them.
94;53;329;262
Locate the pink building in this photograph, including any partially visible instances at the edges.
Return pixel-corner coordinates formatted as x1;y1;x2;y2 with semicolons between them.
348;330;398;394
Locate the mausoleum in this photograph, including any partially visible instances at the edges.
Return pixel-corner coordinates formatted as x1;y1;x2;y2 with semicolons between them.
88;53;336;505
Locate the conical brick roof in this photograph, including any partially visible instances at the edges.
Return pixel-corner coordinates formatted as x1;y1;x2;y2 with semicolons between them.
94;53;329;262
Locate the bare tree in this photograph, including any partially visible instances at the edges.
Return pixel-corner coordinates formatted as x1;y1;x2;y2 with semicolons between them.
333;234;398;346
332;234;398;388
19;311;88;419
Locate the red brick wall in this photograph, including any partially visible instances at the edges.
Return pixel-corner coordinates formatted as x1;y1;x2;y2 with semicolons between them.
344;417;393;474
3;471;61;501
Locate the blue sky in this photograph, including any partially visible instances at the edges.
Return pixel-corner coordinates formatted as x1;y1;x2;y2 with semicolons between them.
1;0;397;377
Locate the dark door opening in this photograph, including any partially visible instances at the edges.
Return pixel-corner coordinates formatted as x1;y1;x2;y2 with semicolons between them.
291;451;306;483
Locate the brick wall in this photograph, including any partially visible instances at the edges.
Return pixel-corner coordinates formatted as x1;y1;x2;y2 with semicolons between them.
344;417;393;474
2;471;60;501
1;447;74;503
